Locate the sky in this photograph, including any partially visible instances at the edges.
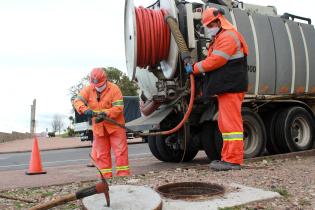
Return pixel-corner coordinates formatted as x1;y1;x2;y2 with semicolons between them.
0;0;313;133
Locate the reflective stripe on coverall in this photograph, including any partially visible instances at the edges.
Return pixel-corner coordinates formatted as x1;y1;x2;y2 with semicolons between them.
73;82;130;177
193;28;248;165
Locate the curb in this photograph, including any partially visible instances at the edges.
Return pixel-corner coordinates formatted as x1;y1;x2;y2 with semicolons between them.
245;149;315;163
0;141;146;155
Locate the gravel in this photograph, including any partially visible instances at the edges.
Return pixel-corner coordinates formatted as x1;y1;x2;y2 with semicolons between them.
0;155;314;210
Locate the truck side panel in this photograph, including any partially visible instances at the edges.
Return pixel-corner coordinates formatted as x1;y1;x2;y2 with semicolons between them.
301;24;315;94
252;13;276;94
269;17;292;94
287;21;307;94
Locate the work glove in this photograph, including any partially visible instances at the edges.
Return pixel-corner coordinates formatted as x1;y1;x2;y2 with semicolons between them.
185;63;193;74
84;109;94;118
100;112;107;117
95;112;107;123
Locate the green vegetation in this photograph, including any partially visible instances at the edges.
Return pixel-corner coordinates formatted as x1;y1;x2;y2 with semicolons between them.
69;67;139;101
218;207;242;210
272;187;290;198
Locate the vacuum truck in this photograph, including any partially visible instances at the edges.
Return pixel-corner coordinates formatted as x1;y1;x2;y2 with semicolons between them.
124;0;315;162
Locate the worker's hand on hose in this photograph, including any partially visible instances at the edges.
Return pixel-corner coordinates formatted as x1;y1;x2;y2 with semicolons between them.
95;112;107;123
84;109;95;118
99;112;107;118
185;63;193;74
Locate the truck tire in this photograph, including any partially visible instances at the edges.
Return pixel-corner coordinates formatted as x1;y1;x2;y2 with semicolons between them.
148;136;166;161
201;121;221;161
155;135;181;162
262;111;282;154
242;108;267;158
275;106;314;152
155;134;198;162
182;150;199;162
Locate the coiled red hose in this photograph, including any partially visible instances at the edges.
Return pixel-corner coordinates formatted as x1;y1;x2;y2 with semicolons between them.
134;7;195;136
135;7;170;68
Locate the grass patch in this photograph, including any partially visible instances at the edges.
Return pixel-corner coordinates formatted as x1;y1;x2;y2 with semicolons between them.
14;202;24;209
219;207;242;210
273;187;290;198
43;191;54;197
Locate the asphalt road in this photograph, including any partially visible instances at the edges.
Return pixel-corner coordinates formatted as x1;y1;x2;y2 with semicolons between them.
0;143;151;171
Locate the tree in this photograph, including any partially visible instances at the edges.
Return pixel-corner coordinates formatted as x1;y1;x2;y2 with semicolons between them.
66;126;75;137
69;116;74;126
66;116;75;137
69;75;90;102
106;67;139;96
69;67;139;101
51;114;64;135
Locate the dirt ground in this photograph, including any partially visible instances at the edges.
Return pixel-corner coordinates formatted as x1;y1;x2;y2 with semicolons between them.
0;155;314;210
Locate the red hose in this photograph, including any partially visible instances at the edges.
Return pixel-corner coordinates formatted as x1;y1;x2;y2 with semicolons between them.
135;7;170;68
134;7;195;136
161;74;195;136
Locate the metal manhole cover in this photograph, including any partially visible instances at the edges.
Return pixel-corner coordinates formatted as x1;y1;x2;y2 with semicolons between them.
156;182;225;200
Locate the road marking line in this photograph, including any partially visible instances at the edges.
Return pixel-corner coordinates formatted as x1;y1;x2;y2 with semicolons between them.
129;153;151;157
0;159;89;168
0;154;152;169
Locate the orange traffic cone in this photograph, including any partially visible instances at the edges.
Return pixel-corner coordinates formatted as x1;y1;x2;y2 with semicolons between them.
26;136;46;175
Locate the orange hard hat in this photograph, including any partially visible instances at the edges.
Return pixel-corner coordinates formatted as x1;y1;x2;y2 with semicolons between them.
202;7;234;30
90;67;107;88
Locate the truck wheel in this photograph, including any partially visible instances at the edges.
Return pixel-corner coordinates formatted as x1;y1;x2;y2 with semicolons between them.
182;150;199;162
155;134;198;162
242;108;267;158
148;136;166;161
201;121;221;161
275;106;314;152
155;134;181;162
262;112;282;154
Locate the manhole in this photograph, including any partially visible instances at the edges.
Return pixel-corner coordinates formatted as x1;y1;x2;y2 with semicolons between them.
156;182;225;200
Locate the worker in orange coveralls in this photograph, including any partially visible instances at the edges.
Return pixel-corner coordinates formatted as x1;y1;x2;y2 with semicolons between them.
186;8;248;171
74;68;130;178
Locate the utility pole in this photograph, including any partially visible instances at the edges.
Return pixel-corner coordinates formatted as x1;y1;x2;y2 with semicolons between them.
30;99;36;134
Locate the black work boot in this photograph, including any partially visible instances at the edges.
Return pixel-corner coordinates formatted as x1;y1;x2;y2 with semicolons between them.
86;163;95;167
210;160;241;171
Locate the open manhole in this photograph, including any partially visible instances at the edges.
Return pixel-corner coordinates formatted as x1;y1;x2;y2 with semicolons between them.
156;182;225;200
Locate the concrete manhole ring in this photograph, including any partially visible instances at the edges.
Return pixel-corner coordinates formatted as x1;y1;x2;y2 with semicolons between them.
156;182;225;200
82;185;162;210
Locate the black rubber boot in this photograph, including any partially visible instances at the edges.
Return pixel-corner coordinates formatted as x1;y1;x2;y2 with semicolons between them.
86;163;95;167
210;160;241;171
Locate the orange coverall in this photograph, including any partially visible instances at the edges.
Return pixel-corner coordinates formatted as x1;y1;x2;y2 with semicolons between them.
194;27;248;165
74;82;130;178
